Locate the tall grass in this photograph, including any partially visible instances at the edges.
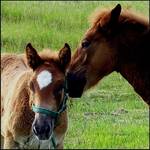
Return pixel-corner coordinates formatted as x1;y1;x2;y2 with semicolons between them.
1;1;149;149
2;1;149;52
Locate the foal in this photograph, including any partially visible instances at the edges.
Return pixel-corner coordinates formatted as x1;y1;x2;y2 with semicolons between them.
67;4;150;105
1;43;71;149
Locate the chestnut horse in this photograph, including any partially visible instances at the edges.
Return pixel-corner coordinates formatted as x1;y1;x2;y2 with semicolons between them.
67;4;150;105
1;43;71;149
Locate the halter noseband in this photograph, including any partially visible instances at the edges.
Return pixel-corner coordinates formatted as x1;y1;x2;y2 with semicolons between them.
32;94;68;118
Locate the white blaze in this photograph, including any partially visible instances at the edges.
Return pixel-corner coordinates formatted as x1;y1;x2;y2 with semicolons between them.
37;70;52;89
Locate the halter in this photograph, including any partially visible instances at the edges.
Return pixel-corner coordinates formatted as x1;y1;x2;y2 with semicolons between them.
31;77;68;149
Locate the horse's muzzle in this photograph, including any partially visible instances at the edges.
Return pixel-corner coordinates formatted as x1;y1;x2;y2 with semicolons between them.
67;72;87;98
32;115;55;140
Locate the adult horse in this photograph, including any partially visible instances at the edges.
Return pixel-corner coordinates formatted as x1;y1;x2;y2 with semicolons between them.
67;4;150;105
1;43;71;149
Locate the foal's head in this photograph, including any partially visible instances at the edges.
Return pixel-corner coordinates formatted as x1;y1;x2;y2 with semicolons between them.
26;43;71;140
67;4;148;97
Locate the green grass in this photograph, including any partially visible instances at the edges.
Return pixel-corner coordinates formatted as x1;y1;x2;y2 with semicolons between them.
66;73;149;149
1;1;149;149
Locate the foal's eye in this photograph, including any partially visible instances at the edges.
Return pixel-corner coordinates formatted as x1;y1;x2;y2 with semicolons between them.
81;40;90;48
54;85;63;99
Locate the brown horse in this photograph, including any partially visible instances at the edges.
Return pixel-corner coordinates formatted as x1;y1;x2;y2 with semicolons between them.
67;4;150;105
1;43;71;149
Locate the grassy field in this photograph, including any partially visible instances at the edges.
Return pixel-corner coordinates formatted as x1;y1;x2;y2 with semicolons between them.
1;1;149;149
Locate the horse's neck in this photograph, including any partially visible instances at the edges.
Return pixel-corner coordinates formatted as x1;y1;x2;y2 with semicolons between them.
119;63;150;105
117;26;149;65
117;27;150;105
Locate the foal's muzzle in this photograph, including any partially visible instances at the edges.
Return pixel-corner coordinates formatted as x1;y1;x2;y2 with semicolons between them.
67;72;87;98
32;114;55;140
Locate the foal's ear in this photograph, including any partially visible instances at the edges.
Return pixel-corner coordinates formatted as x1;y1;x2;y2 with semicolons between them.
26;43;43;70
59;43;71;71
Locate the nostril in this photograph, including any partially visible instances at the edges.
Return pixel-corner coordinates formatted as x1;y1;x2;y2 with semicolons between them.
67;72;87;98
67;72;77;82
33;124;51;136
67;72;73;78
67;72;84;81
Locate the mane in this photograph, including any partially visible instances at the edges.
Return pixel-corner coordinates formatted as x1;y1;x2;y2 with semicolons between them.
89;7;149;28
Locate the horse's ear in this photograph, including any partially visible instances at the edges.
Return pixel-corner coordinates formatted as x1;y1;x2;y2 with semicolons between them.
59;43;71;71
26;43;43;70
110;4;121;25
100;4;121;32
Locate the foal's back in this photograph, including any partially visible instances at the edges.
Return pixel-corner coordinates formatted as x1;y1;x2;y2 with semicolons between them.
1;54;28;116
1;53;28;73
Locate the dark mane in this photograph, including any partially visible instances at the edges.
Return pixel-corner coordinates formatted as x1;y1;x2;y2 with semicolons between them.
89;8;149;28
117;18;149;72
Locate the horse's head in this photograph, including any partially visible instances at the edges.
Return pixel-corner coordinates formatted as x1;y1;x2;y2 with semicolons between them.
68;3;148;98
67;4;122;97
26;43;71;140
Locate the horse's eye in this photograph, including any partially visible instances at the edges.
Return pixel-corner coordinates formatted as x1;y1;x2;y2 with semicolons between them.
81;40;90;48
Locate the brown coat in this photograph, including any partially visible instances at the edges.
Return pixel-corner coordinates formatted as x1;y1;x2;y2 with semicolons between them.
1;43;70;149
